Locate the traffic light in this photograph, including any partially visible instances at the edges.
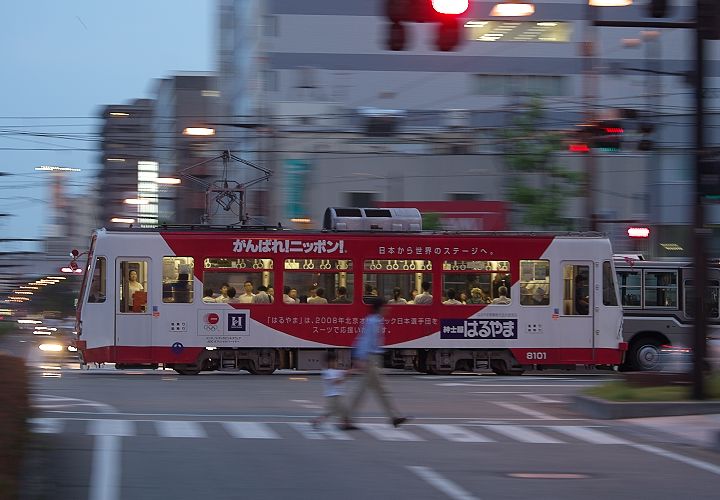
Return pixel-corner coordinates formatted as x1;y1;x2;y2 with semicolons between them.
384;0;469;51
592;121;624;152
432;0;469;51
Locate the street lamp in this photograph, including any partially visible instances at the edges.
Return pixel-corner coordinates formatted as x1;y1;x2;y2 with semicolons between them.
490;1;535;17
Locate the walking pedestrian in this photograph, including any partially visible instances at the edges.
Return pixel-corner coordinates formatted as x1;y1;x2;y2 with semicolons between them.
342;296;409;430
311;351;347;429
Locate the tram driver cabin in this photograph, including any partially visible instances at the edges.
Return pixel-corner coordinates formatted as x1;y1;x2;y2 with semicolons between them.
73;208;626;375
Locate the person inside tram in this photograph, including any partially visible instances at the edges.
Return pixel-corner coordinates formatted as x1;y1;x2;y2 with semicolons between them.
266;287;275;303
362;283;376;304
413;281;433;304
575;275;590;315
227;286;240;304
202;287;215;303
467;287;485;304
459;291;468;304
531;286;549;306
283;286;298;304
388;287;407;305
307;286;319;302
127;269;144;311
253;285;271;304
443;288;463;305
238;280;255;303
407;289;418;304
492;286;511;305
309;287;329;304
215;283;230;303
332;286;351;303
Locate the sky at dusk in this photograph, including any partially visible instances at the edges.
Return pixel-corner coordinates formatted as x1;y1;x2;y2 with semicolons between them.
0;0;214;251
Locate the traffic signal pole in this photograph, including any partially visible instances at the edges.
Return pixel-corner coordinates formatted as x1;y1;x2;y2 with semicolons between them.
583;3;598;232
595;10;707;399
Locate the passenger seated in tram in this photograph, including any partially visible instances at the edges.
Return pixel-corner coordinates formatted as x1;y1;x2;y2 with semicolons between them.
215;283;230;303
413;281;433;304
492;286;511;305
388;287;407;305
238;280;255;303
253;285;271;304
443;289;463;305
202;287;215;303
283;286;299;304
332;286;351;303
459;292;468;304
308;287;329;304
466;287;487;304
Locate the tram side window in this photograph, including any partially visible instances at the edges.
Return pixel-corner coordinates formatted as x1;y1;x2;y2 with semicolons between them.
203;258;274;304
88;257;106;303
162;257;194;303
683;280;720;318
119;261;148;313
441;260;511;305
602;261;619;306
644;271;678;308
617;270;641;307
563;264;590;315
519;260;549;306
364;259;431;304
283;259;354;304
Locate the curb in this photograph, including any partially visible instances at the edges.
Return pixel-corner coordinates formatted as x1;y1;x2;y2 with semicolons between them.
571;394;720;420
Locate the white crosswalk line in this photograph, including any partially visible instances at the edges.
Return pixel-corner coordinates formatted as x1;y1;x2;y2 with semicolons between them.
552;426;630;445
484;425;565;444
289;422;327;440
154;420;206;438
360;424;425;441
87;419;135;437
222;422;280;439
315;424;354;441
418;424;495;443
28;417;64;434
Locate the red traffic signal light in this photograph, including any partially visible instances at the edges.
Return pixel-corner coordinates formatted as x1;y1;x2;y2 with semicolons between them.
432;0;470;15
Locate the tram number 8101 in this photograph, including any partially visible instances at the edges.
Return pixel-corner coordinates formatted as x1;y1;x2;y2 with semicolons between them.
526;352;548;361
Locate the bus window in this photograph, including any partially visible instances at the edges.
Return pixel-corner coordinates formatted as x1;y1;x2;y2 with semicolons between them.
364;259;431;305
644;271;678;308
519;260;550;306
602;261;619;306
119;261;148;313
283;259;353;304
563;264;589;315
88;257;106;303
163;257;194;303
442;260;511;305
683;280;720;318
203;258;273;304
617;270;641;307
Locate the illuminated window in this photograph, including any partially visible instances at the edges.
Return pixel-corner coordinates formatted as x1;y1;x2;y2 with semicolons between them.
204;258;274;304
442;260;511;305
119;261;148;313
563;265;590;316
162;257;194;303
465;20;571;43
364;260;432;305
283;259;354;304
520;260;550;306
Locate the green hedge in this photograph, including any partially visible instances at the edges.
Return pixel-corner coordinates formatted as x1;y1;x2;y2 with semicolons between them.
0;354;29;500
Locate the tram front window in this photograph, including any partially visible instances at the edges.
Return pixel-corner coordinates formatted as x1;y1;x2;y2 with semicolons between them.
88;257;106;303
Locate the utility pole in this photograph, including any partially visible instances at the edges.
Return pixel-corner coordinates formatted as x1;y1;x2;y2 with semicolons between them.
583;3;598;231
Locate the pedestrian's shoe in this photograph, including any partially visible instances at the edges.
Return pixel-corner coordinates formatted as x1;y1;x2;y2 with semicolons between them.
310;419;320;430
392;416;410;428
340;421;359;431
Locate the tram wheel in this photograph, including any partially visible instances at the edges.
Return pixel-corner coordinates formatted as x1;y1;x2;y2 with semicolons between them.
490;359;524;376
247;361;276;375
173;364;202;375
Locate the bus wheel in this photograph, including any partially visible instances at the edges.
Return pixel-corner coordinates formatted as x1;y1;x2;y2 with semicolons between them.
628;337;663;371
174;364;202;375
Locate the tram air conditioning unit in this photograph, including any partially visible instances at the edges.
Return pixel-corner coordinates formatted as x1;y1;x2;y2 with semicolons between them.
323;207;422;232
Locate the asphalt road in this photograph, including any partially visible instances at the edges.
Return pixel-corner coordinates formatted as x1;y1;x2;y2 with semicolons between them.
5;332;720;500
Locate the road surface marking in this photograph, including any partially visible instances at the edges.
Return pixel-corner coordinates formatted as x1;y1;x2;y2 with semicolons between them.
87;419;135;437
89;434;120;500
154;420;206;438
289;422;351;440
406;466;479;500
493;402;560;420
443;383;593;387
520;394;564;403
484;425;564;443
222;422;280;439
360;424;425;441
417;424;495;443
27;417;64;434
631;443;720;476
553;426;629;445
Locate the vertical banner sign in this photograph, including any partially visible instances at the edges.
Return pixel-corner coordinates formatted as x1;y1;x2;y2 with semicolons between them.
284;159;311;220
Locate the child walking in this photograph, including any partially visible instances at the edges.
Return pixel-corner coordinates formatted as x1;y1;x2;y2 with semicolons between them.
311;351;347;429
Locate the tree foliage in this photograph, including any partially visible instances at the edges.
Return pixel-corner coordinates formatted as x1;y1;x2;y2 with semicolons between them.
502;97;581;229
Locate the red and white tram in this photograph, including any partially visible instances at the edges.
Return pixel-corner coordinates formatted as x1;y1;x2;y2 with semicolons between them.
73;208;626;375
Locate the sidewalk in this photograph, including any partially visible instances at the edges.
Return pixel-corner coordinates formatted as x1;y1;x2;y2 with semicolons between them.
620;414;720;451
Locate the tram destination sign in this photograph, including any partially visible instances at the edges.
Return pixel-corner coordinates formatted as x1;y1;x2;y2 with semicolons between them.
441;319;518;339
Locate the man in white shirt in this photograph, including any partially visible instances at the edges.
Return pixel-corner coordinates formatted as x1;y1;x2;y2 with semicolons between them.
413;281;433;305
238;280;255;304
442;289;463;305
252;285;271;304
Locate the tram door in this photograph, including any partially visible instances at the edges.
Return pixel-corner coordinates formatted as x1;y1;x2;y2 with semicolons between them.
115;259;152;362
561;262;595;361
